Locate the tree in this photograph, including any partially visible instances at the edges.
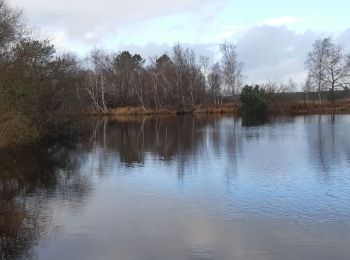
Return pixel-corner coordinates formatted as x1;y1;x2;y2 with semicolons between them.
240;85;268;117
85;49;108;113
4;39;55;118
0;0;23;53
148;54;174;108
323;43;350;104
306;38;331;102
0;1;86;145
220;41;243;104
306;37;350;103
304;74;312;102
171;44;206;110
107;51;145;107
208;62;222;105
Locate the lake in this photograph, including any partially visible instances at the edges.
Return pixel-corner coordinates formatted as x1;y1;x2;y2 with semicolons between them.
1;115;350;260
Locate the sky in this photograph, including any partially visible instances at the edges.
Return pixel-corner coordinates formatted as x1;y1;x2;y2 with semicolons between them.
10;0;350;85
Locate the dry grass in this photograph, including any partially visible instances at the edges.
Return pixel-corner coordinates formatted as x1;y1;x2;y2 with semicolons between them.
110;106;176;115
194;104;236;114
84;106;176;116
270;99;350;115
84;100;350;117
85;104;237;116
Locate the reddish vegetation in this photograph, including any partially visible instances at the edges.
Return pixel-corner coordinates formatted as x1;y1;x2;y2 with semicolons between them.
270;98;350;115
193;104;236;114
83;104;237;116
83;99;350;116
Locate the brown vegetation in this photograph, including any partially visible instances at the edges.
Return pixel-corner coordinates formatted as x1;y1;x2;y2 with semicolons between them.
271;99;350;115
82;104;236;116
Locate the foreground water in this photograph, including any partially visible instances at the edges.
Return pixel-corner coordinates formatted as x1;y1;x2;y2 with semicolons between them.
1;115;350;260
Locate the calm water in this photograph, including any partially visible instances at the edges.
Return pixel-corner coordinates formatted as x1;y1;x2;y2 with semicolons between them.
1;115;350;260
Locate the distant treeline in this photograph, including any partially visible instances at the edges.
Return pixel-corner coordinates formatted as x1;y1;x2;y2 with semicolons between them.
271;89;350;102
1;0;350;146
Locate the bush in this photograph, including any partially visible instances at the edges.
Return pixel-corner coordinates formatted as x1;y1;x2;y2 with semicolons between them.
240;85;268;117
0;102;41;147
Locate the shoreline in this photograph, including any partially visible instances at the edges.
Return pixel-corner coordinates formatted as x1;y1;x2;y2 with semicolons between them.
1;102;350;149
82;104;237;116
82;101;350;117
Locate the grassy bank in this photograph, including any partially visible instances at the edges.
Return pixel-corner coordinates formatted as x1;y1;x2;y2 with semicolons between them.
2;100;350;148
269;99;350;115
84;104;236;116
83;99;350;117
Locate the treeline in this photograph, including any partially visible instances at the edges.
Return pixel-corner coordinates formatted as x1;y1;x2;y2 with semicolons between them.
1;0;350;146
82;42;242;112
0;1;83;145
0;0;244;145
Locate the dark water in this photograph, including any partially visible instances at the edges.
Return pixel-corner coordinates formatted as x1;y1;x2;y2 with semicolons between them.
1;115;350;260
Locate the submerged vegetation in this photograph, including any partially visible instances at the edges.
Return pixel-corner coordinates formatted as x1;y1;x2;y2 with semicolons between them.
1;0;350;146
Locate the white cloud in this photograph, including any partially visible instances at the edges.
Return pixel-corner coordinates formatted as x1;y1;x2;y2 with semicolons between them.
11;0;226;55
9;0;350;86
263;16;302;27
235;25;350;84
13;0;222;38
236;26;318;84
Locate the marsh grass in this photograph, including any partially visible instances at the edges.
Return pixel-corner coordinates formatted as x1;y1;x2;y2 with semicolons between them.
269;99;350;115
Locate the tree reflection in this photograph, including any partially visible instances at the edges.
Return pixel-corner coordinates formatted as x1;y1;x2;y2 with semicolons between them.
241;115;269;127
4;115;349;259
305;115;350;180
0;140;92;260
89;116;211;165
0;114;220;260
84;115;242;181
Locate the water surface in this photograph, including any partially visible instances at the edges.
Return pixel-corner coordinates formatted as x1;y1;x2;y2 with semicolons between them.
1;115;350;260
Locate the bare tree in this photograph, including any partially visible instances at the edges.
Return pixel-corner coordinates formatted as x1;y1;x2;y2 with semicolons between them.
0;0;23;52
220;41;243;104
208;62;222;105
306;37;332;102
306;37;350;104
304;74;312;102
85;49;108;113
148;54;174;108
171;44;206;109
323;43;350;104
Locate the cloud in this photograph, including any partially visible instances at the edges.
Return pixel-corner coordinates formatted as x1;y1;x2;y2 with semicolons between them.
336;28;350;52
263;16;302;27
236;26;318;83
235;25;350;84
9;0;350;86
11;0;227;57
12;0;223;41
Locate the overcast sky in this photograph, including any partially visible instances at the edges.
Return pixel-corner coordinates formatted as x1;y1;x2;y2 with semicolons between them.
11;0;350;84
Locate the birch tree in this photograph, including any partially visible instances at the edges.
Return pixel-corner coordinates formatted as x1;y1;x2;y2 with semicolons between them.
220;41;243;104
306;37;350;104
306;37;332;102
208;62;222;105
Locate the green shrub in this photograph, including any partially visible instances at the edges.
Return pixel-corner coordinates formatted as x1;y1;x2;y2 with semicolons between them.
240;85;268;117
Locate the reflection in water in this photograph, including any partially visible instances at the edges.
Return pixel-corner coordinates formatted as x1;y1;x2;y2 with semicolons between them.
0;141;92;260
1;115;350;260
0;198;43;260
89;116;232;180
304;115;350;180
241;114;269;127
